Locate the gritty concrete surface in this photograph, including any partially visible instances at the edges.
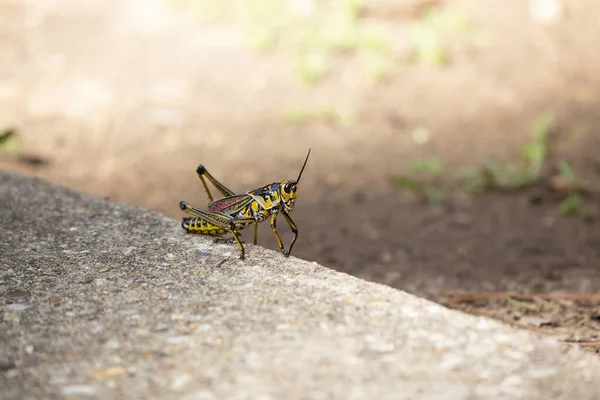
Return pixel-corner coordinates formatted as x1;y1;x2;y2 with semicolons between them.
1;171;599;400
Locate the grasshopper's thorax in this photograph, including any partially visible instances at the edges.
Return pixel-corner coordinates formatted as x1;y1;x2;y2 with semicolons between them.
246;180;298;215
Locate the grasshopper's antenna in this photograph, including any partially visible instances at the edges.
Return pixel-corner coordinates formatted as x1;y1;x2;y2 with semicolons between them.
296;148;311;184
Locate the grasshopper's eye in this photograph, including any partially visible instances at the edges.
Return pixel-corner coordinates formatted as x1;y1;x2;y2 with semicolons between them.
282;182;293;194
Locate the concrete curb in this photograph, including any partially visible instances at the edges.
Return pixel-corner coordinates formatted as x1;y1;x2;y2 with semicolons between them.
1;171;599;399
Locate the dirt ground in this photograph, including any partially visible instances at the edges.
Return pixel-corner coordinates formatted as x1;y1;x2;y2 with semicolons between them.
2;0;600;348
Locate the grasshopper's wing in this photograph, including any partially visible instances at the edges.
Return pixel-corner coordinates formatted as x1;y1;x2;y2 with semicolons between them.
208;194;254;214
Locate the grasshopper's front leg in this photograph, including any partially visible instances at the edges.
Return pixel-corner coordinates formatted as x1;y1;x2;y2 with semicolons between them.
281;211;299;257
269;211;299;257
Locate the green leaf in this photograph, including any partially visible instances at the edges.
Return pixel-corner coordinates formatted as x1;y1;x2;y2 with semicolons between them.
0;128;19;155
407;157;443;177
558;193;582;215
393;176;424;193
425;187;445;205
283;107;310;123
557;160;576;181
531;113;554;137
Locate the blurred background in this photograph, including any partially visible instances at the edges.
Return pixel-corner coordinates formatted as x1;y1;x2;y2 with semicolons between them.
2;0;600;311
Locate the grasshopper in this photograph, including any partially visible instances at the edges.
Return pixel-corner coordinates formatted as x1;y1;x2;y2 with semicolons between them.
179;149;311;259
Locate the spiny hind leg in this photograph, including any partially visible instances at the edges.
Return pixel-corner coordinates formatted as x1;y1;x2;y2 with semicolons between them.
181;216;246;259
179;201;255;259
196;165;236;202
214;235;242;245
215;224;257;245
213;230;246;259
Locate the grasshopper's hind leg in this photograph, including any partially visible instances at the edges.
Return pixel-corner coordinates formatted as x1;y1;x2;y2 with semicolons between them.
215;223;258;247
215;223;257;245
181;215;246;259
196;165;236;202
180;201;254;259
214;235;242;245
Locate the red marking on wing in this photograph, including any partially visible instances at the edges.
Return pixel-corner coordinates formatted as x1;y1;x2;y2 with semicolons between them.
208;195;248;212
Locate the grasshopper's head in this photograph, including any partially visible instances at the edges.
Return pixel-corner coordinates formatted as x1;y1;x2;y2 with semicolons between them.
279;149;311;213
279;180;298;213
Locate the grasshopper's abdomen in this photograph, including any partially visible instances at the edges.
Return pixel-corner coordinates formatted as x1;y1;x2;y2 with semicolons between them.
181;217;227;236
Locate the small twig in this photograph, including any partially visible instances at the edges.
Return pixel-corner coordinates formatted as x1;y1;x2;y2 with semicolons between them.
445;291;600;350
216;258;228;268
444;292;600;303
561;338;600;343
444;301;563;336
576;342;600;349
560;340;600;349
506;296;540;311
